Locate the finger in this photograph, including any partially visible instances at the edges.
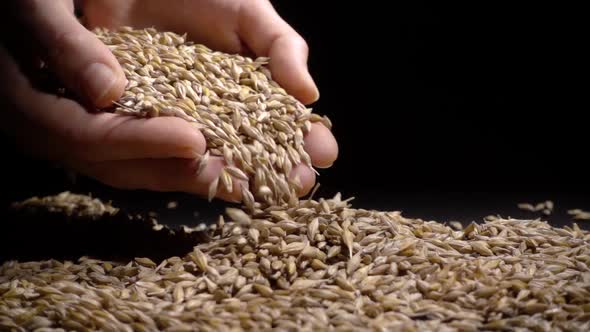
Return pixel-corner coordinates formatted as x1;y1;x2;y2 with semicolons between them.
78;156;245;202
83;0;244;54
304;123;339;168
237;1;319;104
27;97;206;163
286;163;315;197
59;111;208;162
84;0;317;103
13;0;126;107
0;46;205;163
63;0;74;13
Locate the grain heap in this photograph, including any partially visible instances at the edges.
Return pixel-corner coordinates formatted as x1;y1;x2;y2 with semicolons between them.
11;191;118;219
1;27;590;331
3;193;590;331
98;26;330;208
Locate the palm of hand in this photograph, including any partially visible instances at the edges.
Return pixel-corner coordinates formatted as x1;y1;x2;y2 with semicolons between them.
0;0;337;201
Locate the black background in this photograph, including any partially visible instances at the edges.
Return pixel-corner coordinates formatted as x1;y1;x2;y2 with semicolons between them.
1;1;588;238
269;2;588;224
272;1;587;194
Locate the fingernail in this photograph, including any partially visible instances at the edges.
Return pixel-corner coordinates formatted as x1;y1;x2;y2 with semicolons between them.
82;63;116;105
291;174;303;192
307;71;320;102
315;163;333;169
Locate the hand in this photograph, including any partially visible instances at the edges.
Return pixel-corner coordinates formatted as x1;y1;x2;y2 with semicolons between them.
0;0;338;201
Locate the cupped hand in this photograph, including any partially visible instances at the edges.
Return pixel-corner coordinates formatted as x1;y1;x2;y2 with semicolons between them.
0;0;338;201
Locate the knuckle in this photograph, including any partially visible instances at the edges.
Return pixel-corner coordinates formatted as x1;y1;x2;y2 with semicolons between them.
293;35;309;53
51;30;86;58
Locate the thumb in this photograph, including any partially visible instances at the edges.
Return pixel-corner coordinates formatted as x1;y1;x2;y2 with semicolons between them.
16;0;126;108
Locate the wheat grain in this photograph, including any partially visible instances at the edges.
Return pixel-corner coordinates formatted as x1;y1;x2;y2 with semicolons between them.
3;192;590;331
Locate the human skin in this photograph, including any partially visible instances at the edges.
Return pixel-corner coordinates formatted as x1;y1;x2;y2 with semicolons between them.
0;0;338;201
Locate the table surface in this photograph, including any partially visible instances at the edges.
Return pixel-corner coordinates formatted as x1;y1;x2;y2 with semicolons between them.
1;153;589;264
3;169;588;230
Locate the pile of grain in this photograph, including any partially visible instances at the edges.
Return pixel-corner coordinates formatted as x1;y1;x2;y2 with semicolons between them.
98;26;330;208
11;191;119;219
1;27;590;331
2;193;590;331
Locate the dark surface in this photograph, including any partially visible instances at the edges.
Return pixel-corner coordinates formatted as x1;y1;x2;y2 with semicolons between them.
1;2;588;260
1;154;588;228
